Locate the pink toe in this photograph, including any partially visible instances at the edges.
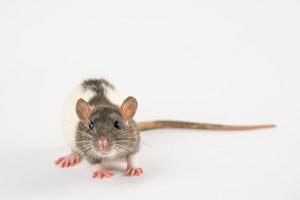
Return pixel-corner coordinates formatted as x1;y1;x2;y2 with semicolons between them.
62;161;67;167
92;170;114;179
55;157;64;165
107;171;114;176
125;168;143;176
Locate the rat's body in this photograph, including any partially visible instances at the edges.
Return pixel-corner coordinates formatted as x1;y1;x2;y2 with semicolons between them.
55;78;275;179
57;79;142;177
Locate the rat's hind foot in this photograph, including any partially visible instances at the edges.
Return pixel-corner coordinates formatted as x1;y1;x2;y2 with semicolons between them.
54;153;81;168
92;170;114;179
125;167;143;176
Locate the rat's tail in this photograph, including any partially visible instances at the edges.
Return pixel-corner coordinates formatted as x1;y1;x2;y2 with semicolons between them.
137;120;276;131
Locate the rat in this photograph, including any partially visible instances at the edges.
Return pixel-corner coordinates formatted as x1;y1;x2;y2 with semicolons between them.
55;78;276;179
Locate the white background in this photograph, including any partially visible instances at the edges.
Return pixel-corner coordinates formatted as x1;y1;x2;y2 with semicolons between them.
0;0;299;199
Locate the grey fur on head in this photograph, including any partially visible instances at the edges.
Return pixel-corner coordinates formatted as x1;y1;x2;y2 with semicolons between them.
75;79;140;164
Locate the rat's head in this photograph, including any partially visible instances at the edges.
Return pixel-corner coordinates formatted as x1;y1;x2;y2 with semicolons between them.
75;96;139;159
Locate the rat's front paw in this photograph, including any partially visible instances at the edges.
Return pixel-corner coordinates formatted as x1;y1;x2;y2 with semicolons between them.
54;153;81;168
125;167;143;176
92;170;114;179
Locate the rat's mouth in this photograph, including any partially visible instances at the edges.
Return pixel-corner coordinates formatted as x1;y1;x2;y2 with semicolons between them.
95;148;111;154
91;140;113;156
89;138;119;158
92;147;117;158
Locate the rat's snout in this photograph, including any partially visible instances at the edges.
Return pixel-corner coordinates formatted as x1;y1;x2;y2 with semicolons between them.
97;137;108;151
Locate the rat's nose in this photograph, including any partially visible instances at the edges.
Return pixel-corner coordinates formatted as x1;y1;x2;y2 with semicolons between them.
97;137;108;151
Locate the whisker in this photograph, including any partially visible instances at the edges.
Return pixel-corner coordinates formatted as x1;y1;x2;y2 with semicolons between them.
115;140;150;150
114;144;134;154
75;134;93;139
115;137;138;140
84;148;93;160
75;144;92;153
80;146;93;157
78;120;89;129
75;131;93;138
113;147;123;159
66;142;91;150
114;139;137;142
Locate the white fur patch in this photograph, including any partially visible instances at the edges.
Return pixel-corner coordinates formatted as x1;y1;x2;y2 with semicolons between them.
105;84;127;106
127;154;139;168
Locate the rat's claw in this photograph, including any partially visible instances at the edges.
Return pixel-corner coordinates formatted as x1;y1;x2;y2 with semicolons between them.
54;153;81;168
125;167;143;176
92;170;114;179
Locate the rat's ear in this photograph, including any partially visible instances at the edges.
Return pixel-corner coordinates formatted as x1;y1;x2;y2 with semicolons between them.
76;98;92;123
119;96;138;121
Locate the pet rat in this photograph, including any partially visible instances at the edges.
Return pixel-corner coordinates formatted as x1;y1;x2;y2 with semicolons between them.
55;79;275;179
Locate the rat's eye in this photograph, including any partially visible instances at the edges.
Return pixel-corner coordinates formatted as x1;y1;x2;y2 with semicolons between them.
113;120;122;129
88;121;95;130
